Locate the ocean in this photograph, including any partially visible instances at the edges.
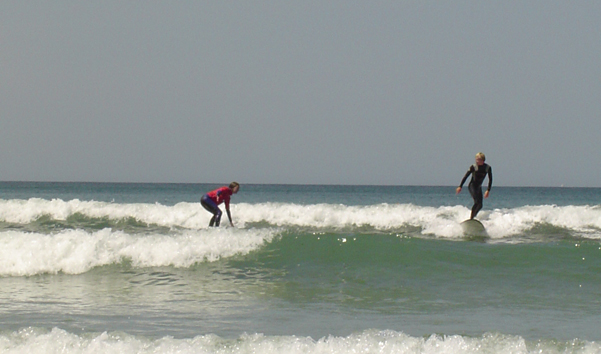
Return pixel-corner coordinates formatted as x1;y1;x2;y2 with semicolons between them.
0;182;600;353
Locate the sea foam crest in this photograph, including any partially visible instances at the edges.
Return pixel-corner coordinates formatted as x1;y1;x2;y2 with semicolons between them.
0;228;275;276
0;327;598;354
484;205;601;239
238;202;601;239
1;198;601;239
0;198;207;229
238;202;467;236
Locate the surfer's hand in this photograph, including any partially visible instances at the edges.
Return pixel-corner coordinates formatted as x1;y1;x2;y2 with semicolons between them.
456;187;462;194
484;190;490;198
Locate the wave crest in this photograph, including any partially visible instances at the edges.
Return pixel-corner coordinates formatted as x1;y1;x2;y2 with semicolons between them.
1;199;601;240
1;327;598;354
0;228;275;276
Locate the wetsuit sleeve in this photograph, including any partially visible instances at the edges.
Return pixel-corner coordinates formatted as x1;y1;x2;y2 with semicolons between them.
224;195;233;225
459;166;473;188
215;187;229;204
220;189;232;222
487;166;493;191
226;208;233;225
224;196;230;209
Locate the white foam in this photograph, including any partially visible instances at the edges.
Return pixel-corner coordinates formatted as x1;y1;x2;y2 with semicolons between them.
0;228;276;276
2;199;601;240
237;202;470;237
0;198;208;229
484;205;601;239
237;202;601;239
0;327;597;354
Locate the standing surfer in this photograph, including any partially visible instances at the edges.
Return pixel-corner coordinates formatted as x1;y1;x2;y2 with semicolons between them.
201;182;240;227
456;153;492;219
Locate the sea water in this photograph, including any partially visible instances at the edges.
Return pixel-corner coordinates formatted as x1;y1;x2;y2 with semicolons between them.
0;182;600;353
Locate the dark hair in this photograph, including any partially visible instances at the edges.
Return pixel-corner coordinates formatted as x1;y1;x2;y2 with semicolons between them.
229;182;240;189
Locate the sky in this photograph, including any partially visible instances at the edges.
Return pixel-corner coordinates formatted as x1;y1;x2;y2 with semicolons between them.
1;1;600;187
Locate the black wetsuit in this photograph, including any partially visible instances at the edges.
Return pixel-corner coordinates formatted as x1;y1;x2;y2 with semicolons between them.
459;163;492;219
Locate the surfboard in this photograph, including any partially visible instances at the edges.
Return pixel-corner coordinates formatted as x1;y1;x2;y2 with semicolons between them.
460;219;487;237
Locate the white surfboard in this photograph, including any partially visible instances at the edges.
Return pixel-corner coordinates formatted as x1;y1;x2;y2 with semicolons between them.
460;219;487;237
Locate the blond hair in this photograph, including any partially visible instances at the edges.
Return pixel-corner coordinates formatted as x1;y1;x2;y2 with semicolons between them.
475;152;486;161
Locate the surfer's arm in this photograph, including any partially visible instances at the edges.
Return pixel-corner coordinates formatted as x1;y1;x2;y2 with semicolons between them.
224;199;234;226
486;166;493;193
225;207;233;226
457;168;472;192
215;187;230;203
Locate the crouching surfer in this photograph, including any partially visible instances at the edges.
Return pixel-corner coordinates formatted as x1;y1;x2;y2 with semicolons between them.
200;182;240;227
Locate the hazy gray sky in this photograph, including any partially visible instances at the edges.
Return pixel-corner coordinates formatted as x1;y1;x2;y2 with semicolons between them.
1;1;600;186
